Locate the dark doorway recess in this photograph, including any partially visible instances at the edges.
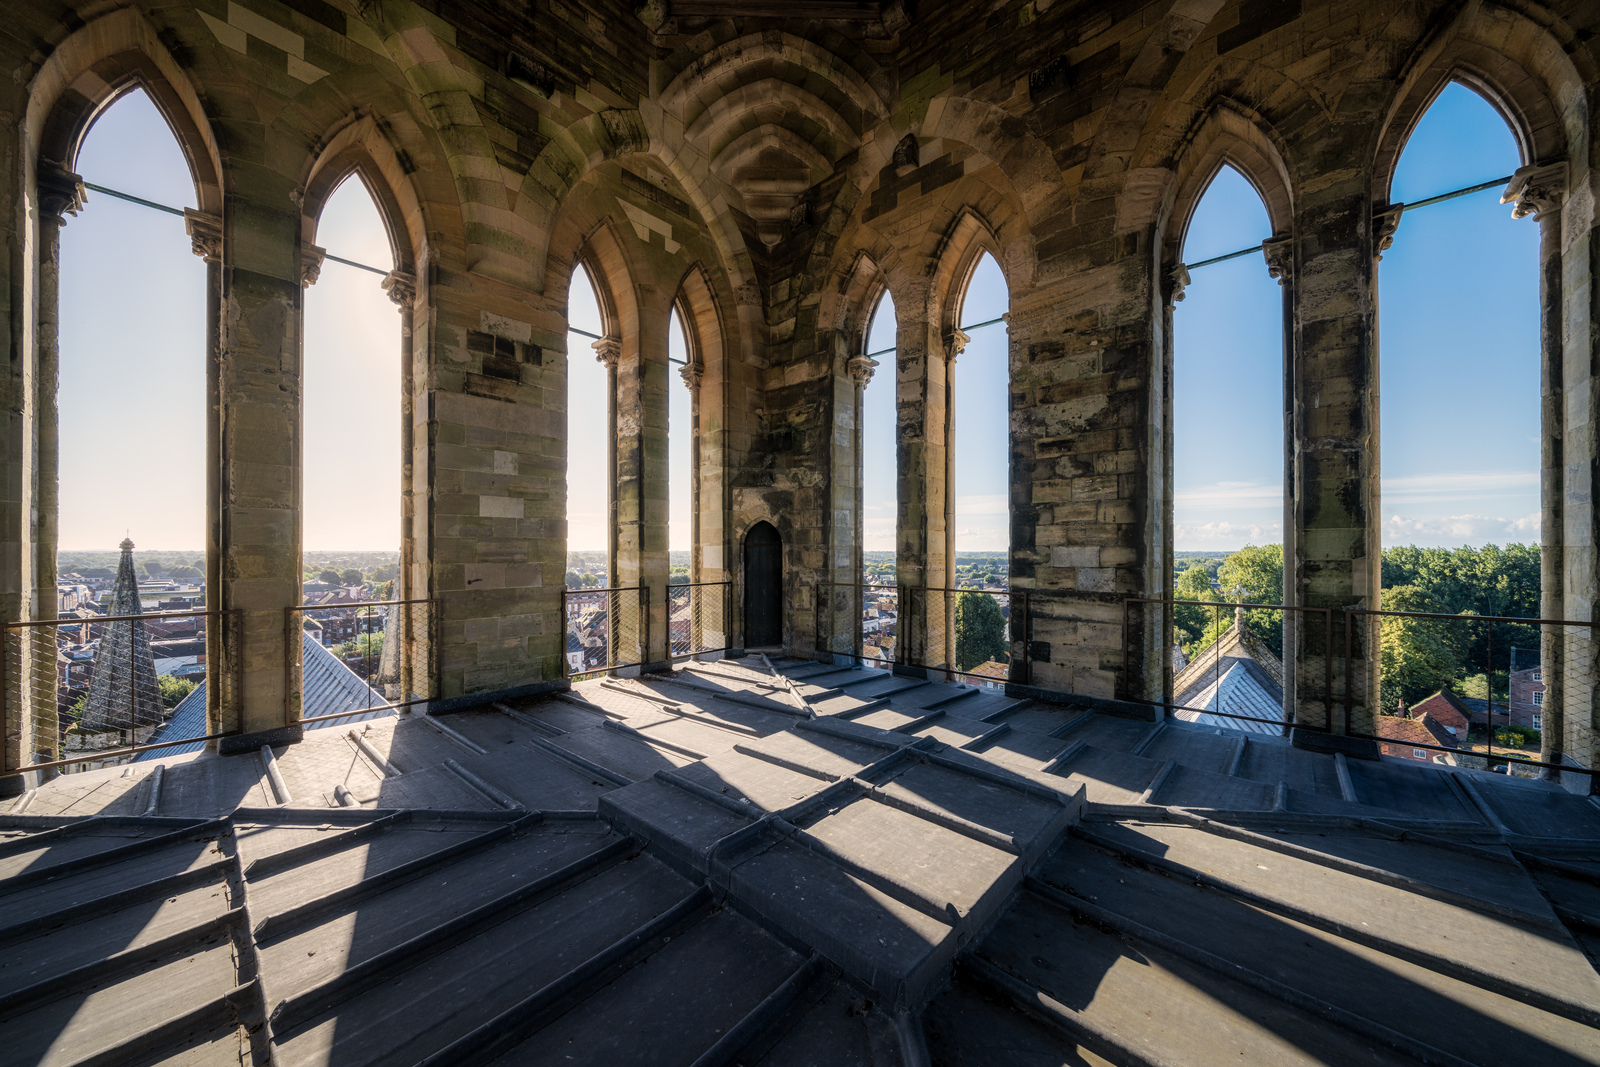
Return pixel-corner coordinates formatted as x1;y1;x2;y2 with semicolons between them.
744;521;782;648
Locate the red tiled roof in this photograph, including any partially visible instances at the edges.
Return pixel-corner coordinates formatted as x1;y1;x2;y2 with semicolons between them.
1377;712;1457;749
1408;691;1470;733
968;660;1010;679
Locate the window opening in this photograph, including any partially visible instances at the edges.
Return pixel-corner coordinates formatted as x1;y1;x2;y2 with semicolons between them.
566;265;609;591
56;88;204;766
669;309;692;576
1376;82;1540;731
861;291;898;669
950;253;1012;678
1171;165;1281;682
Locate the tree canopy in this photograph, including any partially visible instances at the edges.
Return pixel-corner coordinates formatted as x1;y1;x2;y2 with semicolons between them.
954;592;1009;672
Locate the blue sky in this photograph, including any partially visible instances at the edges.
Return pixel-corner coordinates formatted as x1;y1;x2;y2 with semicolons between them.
61;83;1540;560
1175;81;1538;550
61;88;399;552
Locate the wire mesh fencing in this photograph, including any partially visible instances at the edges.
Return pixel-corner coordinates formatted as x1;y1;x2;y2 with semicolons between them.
1343;608;1595;780
563;586;645;679
666;582;729;661
814;581;900;671
286;598;439;726
2;608;242;775
814;582;1027;683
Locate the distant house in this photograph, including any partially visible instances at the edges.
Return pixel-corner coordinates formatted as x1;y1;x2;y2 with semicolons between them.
967;660;1009;689
1508;667;1546;731
1406;691;1471;745
1377;707;1459;765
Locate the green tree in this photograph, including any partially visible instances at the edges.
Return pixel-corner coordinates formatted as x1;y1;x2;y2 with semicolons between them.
953;592;1008;671
1218;544;1284;656
334;632;384;661
317;568;340;584
158;675;197;709
1173;564;1216;655
1378;585;1463;709
340;568;364;586
168;565;202;580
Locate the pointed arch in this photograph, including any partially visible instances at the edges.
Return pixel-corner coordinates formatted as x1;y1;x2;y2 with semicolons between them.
26;7;222;213
1372;8;1586;204
1159;100;1294;271
301;112;431;277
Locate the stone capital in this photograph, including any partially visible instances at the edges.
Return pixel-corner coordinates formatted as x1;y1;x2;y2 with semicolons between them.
1261;235;1293;282
1161;262;1190;305
300;244;327;288
1502;161;1568;221
184;209;223;263
37;161;85;224
946;328;970;363
592;335;622;368
679;360;702;391
381;270;416;309
1373;205;1404;258
847;354;878;386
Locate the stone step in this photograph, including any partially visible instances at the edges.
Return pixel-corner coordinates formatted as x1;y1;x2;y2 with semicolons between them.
720;822;956;1005
484;905;808;1066
1029;832;1600;1064
253;821;624;987
969;886;1421;1067
269;851;695;1067
1074;819;1600;1024
599;775;754;875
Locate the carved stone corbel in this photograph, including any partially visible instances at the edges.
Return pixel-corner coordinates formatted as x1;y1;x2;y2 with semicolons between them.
1502;161;1567;221
592;335;622;368
1261;235;1294;282
1372;205;1403;258
37;161;85;224
300;244;327;288
381;270;416;309
1161;263;1190;305
847;355;878;387
184;209;223;263
679;360;702;391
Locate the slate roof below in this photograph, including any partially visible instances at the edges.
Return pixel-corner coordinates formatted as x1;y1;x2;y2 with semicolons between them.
136;632;392;760
1172;656;1287;734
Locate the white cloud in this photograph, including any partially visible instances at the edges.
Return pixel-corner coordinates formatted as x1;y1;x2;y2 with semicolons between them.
1175;520;1282;551
1383;512;1540;545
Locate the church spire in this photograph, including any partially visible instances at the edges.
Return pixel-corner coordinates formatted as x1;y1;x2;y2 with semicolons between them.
79;538;162;734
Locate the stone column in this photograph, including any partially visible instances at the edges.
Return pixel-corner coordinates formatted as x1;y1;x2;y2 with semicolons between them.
382;270;419;702
895;305;952;675
1289;186;1380;741
593;335;622;666
680;359;703;652
19;163;85;778
1501;163;1577;785
1150;263;1187;707
201;189;306;753
830;352;876;663
1263;235;1300;726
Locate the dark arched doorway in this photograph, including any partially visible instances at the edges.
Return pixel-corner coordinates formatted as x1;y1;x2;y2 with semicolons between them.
744;521;782;648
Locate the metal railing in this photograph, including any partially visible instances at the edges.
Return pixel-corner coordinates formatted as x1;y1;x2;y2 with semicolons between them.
1121;597;1334;733
1117;596;1597;780
286;597;440;725
814;581;1030;685
667;582;729;661
563;586;646;679
2;608;243;774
